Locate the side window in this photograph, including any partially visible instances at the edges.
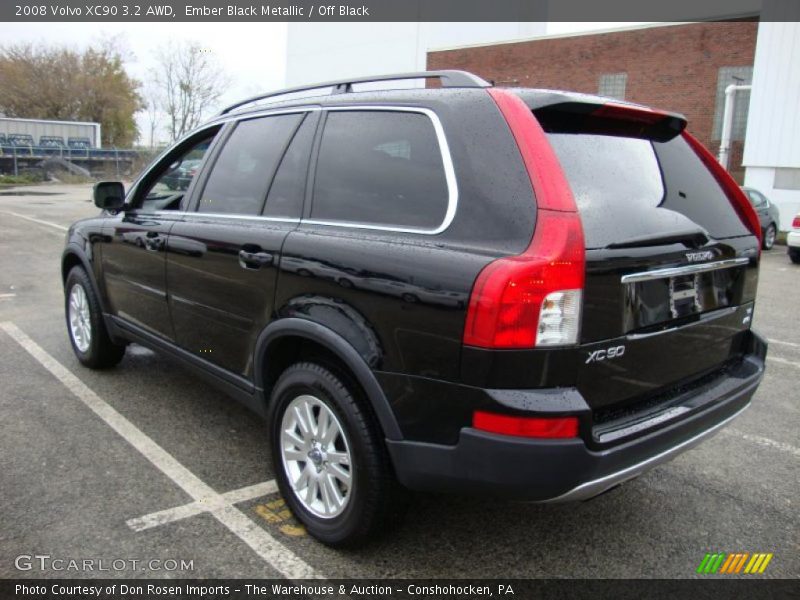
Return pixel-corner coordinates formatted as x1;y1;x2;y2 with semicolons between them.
264;113;316;219
136;132;218;212
197;114;302;215
748;190;766;208
311;111;450;230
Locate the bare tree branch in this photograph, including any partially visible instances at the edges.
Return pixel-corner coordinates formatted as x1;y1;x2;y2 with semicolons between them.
152;41;228;142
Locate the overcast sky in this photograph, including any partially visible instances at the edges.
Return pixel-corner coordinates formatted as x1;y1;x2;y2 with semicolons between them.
0;22;643;144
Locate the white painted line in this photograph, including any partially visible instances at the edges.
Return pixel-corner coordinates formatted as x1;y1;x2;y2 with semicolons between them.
724;428;800;459
127;480;279;532
0;293;16;299
768;338;800;349
2;211;68;231
768;356;800;369
223;480;279;504
0;322;319;580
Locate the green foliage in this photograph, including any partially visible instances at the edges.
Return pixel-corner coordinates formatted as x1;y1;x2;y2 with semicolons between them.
0;42;143;147
0;173;43;185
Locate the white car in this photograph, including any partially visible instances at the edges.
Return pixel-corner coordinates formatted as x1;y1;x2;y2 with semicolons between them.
788;211;800;264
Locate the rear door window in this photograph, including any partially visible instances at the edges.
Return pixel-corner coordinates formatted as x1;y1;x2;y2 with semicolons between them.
197;114;302;216
264;113;317;219
311;110;449;230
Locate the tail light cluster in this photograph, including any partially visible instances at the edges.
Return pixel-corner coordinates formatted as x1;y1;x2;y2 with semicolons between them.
463;88;585;350
792;215;800;230
682;131;763;248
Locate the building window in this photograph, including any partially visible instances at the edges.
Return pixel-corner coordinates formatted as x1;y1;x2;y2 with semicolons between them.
712;66;753;141
598;73;627;100
774;168;800;191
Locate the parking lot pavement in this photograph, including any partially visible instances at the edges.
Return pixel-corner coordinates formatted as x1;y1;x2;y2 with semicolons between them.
1;183;798;579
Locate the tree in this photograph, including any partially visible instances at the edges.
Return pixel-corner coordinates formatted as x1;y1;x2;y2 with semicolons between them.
152;41;227;142
0;42;143;147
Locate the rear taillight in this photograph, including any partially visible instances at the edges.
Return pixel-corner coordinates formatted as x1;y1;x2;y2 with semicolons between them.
793;215;800;230
473;411;579;439
463;210;584;348
462;89;585;349
682;131;762;248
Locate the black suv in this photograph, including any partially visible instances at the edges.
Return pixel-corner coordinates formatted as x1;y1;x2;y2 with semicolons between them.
63;71;767;547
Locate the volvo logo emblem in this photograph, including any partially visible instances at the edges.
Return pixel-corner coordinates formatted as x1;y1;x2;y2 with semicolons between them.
685;250;714;263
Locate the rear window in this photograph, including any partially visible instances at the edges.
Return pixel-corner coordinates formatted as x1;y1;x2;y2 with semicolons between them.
545;131;750;248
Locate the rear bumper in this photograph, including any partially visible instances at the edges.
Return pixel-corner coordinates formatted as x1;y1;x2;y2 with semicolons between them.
387;331;766;501
787;230;800;249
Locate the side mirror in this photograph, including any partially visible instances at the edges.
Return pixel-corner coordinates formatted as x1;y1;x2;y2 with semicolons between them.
94;181;125;210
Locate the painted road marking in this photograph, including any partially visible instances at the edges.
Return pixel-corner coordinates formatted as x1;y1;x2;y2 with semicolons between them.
0;322;319;580
254;498;307;537
768;338;800;349
127;480;278;532
723;428;800;459
0;293;16;299
767;356;800;369
2;211;68;231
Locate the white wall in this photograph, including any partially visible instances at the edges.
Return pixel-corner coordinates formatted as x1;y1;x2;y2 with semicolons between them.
0;118;100;148
284;23;545;87
743;18;800;230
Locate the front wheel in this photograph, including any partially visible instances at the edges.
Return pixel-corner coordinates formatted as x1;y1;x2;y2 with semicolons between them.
268;362;405;547
763;224;777;250
65;267;126;369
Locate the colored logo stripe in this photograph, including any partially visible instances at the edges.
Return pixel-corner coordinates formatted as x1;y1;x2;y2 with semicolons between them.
697;552;773;574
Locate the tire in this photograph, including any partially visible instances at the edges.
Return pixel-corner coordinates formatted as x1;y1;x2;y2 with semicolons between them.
65;267;126;369
789;248;800;265
268;362;406;547
762;223;777;250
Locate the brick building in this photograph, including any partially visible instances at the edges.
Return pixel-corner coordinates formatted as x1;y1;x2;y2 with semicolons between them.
428;21;758;181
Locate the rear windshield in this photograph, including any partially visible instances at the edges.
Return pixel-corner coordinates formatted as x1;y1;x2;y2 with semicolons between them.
545;131;750;249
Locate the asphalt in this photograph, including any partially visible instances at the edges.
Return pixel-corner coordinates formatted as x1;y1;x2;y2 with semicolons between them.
0;183;797;580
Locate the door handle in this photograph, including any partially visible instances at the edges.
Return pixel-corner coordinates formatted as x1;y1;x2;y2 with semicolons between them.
238;248;274;269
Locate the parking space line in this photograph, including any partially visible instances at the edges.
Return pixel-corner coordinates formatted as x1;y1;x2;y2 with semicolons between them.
768;338;800;349
0;322;319;580
767;356;800;369
1;211;68;231
723;428;800;458
0;293;16;299
128;480;278;532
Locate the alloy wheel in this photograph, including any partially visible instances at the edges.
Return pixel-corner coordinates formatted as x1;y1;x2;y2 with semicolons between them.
280;394;353;519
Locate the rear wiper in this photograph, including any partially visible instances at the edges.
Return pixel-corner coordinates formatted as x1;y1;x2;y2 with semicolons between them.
606;230;709;249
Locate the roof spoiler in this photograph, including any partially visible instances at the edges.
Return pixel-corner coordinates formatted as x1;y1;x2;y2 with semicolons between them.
533;101;687;142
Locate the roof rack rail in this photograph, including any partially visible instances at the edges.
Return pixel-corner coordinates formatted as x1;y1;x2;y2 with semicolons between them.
218;70;491;115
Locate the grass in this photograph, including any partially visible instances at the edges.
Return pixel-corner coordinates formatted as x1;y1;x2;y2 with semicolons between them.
0;173;44;185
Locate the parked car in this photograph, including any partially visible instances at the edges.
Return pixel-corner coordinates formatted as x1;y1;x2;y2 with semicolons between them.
741;186;781;250
62;70;767;547
787;211;800;264
162;158;202;190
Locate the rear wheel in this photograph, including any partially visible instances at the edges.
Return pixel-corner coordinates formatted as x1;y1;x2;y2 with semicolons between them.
268;362;405;547
789;248;800;264
763;224;777;250
65;267;126;369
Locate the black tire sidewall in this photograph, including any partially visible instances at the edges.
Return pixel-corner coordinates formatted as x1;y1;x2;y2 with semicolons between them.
763;225;776;250
64;267;120;368
268;363;378;545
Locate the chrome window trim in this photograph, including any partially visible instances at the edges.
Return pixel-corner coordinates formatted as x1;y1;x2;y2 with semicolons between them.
620;258;750;284
305;105;457;236
135;105;457;236
152;210;299;224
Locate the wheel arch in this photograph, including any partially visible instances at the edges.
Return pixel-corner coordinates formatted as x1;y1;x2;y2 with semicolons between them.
254;318;403;441
62;245;103;305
